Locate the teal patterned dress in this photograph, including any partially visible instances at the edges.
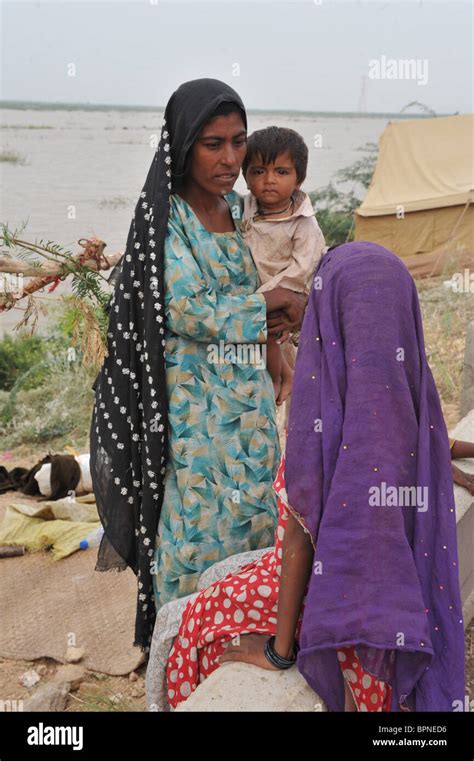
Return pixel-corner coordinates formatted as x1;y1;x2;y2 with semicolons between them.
152;191;280;611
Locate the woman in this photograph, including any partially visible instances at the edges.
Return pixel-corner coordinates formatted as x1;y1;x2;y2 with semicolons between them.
166;241;465;711
90;79;305;652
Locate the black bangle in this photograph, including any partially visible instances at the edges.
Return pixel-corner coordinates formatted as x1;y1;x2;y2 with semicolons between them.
264;636;297;669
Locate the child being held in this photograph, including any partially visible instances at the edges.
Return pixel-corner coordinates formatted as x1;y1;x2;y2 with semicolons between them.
241;126;325;403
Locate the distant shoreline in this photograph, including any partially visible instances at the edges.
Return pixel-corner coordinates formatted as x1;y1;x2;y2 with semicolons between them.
0;100;452;119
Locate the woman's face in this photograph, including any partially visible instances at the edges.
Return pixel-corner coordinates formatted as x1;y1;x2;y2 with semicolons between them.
186;112;247;195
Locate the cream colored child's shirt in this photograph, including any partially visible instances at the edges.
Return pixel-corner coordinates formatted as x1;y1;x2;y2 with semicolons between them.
241;189;326;294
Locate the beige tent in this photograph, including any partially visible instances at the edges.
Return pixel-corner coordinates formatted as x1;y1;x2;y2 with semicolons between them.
355;114;473;277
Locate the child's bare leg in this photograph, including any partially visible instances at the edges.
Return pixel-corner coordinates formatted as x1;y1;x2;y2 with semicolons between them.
344;680;357;712
277;350;294;406
266;337;282;400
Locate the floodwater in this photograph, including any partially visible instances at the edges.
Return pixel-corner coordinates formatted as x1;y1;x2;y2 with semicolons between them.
0;105;393;336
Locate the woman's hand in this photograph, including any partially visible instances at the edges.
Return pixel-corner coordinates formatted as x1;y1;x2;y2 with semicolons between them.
217;633;280;671
264;289;307;336
283;291;307;326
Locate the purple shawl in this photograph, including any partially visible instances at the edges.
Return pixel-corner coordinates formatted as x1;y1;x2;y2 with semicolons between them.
285;242;465;712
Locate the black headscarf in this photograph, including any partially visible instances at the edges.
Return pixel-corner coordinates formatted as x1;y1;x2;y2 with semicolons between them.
90;79;248;653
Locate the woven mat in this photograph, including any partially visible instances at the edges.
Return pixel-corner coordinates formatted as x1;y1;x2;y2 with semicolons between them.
0;492;143;676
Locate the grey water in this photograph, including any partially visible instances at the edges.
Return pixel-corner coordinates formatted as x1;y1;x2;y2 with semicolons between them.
0;102;413;336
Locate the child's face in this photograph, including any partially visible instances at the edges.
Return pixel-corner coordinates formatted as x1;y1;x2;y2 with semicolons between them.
245;151;299;209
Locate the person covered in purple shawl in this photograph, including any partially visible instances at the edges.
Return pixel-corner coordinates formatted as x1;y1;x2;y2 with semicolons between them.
218;241;465;712
168;240;465;712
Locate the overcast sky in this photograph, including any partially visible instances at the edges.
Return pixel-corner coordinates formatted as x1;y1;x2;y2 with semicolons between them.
1;0;472;114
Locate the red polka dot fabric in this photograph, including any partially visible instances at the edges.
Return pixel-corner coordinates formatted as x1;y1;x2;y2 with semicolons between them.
167;453;392;711
337;647;392;711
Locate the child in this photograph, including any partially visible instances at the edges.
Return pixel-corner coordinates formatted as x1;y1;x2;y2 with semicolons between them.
240;126;326;402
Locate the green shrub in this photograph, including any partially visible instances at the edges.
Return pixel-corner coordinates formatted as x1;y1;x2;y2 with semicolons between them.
0;334;49;391
309;142;378;248
0;354;96;449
